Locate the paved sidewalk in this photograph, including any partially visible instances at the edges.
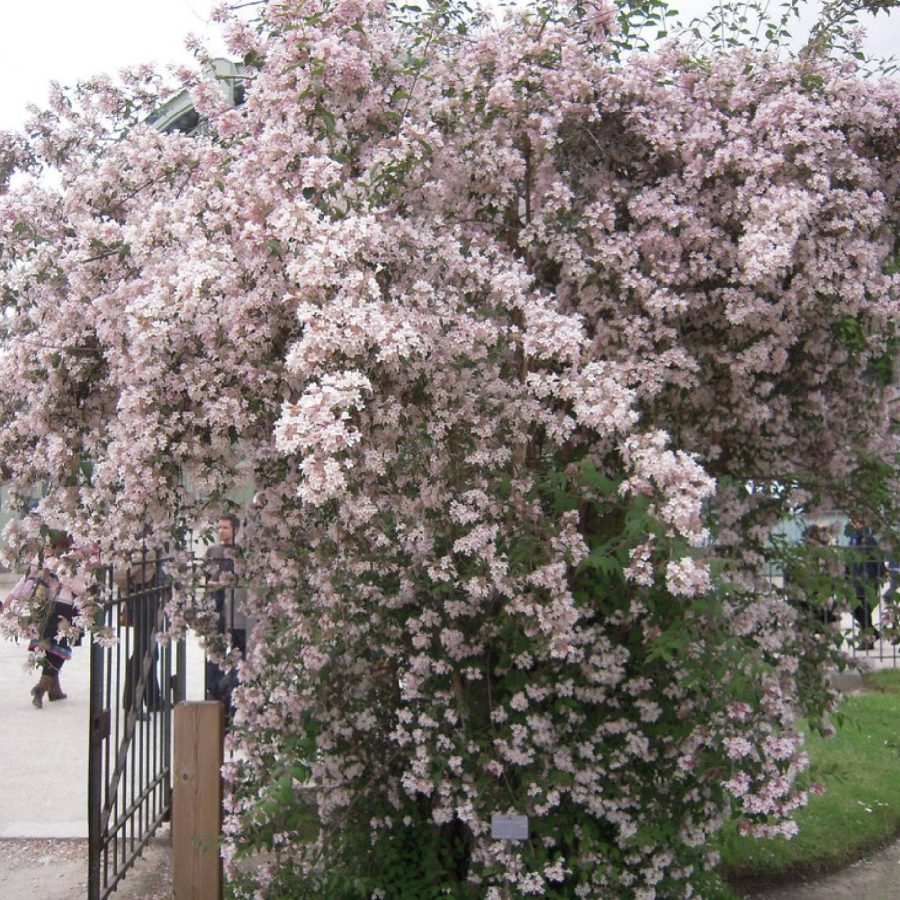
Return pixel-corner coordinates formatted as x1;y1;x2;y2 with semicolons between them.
0;623;90;838
0;608;207;838
0;579;206;896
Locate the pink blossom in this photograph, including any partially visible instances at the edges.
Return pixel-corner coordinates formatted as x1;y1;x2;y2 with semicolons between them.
665;557;712;597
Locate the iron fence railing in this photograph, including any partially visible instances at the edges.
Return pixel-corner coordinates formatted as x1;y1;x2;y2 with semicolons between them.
765;545;898;667
88;556;185;900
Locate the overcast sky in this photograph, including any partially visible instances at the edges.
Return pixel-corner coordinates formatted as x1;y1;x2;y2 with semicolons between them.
0;0;897;131
0;0;226;130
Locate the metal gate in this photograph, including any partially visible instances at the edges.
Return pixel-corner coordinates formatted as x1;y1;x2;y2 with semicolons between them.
88;555;186;900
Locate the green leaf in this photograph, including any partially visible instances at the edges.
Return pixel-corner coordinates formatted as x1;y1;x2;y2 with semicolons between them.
578;460;619;495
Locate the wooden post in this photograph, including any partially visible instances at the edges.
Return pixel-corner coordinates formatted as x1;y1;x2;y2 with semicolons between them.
173;701;224;899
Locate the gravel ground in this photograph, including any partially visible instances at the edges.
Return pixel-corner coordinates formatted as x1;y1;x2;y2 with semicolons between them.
0;832;171;899
2;834;898;899
738;837;900;900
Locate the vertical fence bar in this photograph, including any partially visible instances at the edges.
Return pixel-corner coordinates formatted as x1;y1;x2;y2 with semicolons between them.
88;573;111;900
175;632;187;704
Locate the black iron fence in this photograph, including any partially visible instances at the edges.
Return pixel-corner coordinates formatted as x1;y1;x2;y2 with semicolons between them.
88;555;185;900
766;544;899;666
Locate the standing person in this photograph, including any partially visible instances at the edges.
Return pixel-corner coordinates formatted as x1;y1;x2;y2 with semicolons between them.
847;519;882;650
25;533;86;708
204;514;247;714
119;552;163;722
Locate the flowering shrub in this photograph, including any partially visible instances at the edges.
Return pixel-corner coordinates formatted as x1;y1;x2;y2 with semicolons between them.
0;1;897;896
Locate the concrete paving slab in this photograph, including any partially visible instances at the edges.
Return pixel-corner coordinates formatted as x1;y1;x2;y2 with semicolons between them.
0;632;90;838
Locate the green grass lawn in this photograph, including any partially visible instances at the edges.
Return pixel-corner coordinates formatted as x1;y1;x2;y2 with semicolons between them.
717;668;900;894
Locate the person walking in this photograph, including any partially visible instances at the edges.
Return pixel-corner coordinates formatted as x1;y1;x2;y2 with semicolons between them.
16;533;86;707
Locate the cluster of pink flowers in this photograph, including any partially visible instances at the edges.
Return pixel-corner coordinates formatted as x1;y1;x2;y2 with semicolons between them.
0;0;897;896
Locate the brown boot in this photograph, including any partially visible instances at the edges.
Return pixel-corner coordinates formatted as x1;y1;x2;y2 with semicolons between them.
48;674;67;702
31;674;54;709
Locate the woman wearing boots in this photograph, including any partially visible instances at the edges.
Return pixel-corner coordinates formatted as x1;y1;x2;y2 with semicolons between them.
29;581;76;707
27;534;86;708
